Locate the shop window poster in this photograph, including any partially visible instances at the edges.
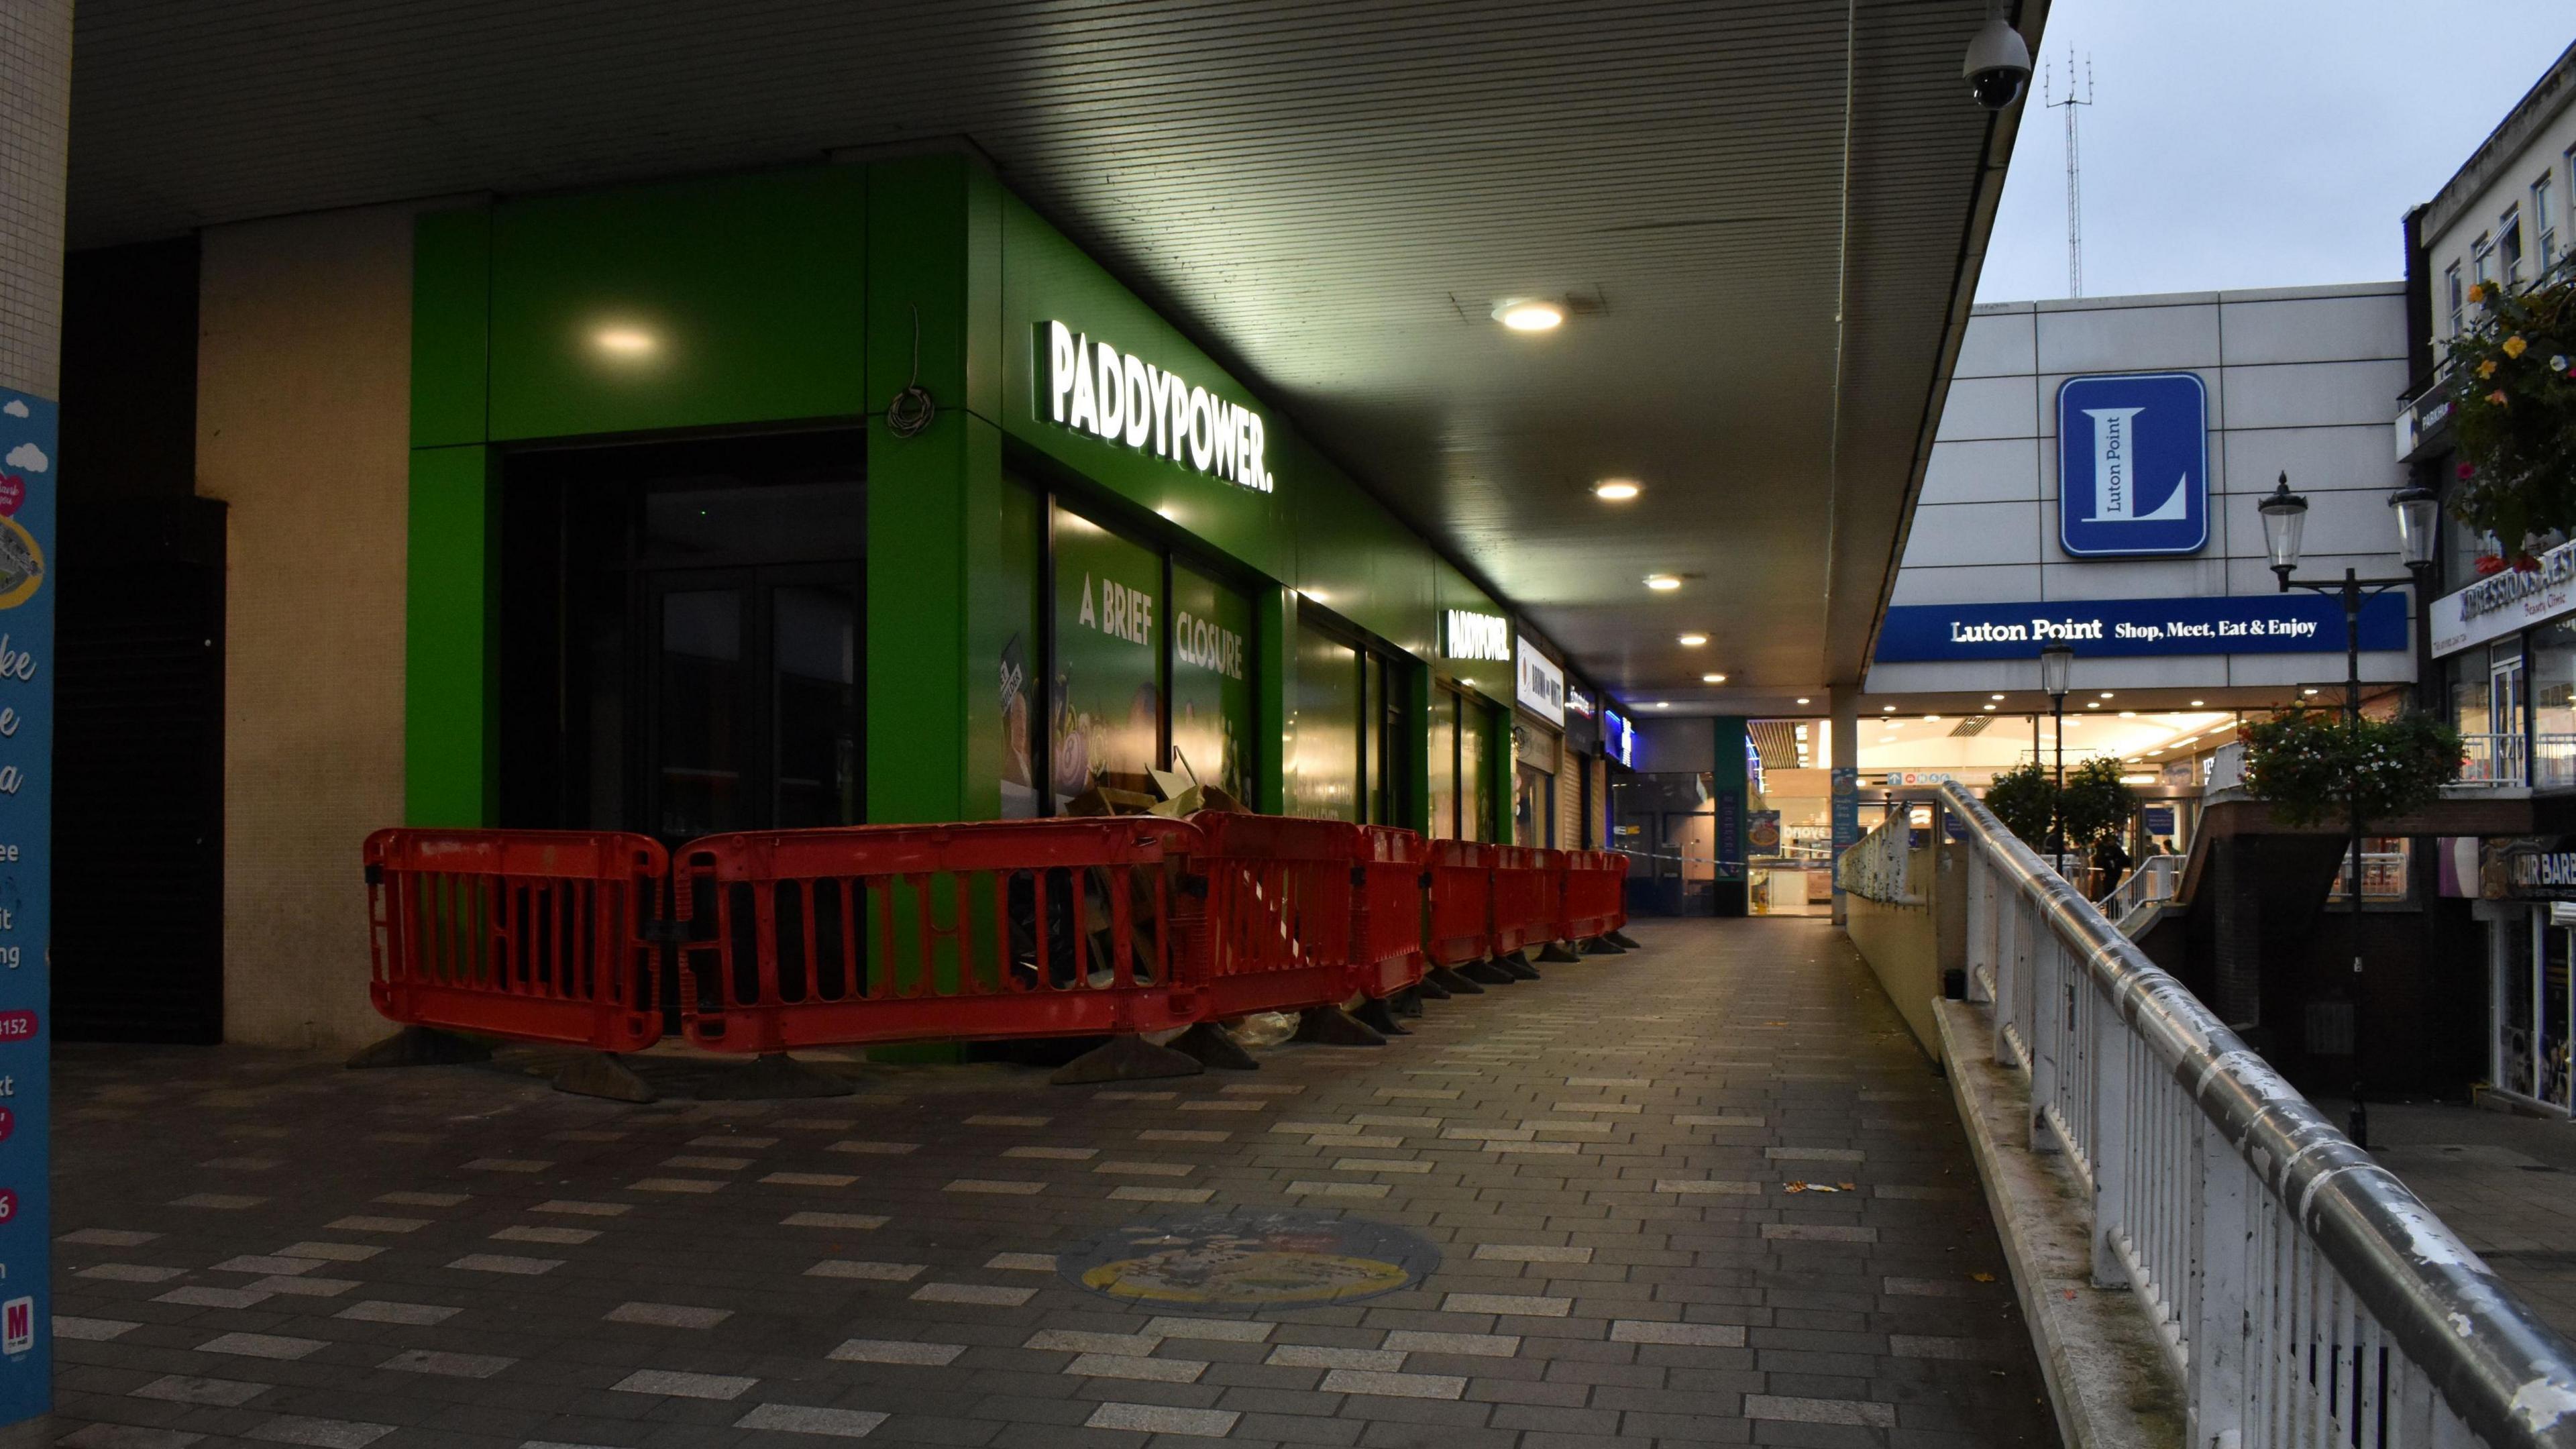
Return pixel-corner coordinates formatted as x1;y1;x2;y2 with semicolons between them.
1053;506;1163;800
1170;563;1251;799
996;484;1044;818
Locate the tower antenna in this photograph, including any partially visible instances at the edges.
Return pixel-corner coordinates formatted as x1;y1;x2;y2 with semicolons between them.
2044;47;2095;298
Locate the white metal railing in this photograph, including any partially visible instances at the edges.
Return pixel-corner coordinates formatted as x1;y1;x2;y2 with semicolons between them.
2459;733;2532;788
2327;849;2412;902
1943;780;2576;1449
1835;812;1913;904
2536;735;2576;790
2096;852;2180;927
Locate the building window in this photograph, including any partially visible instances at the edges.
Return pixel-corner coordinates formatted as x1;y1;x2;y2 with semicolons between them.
2539;174;2561;272
2502;207;2526;286
2475;232;2496;293
2447;262;2465;338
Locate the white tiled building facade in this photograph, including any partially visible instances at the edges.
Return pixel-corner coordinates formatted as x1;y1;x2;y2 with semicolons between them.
1870;282;2414;698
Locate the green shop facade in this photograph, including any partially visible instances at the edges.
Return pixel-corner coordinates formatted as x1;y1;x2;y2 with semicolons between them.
402;155;1530;849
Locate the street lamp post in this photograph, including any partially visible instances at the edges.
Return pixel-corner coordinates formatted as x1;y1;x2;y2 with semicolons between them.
2040;641;2074;872
2256;473;2440;1149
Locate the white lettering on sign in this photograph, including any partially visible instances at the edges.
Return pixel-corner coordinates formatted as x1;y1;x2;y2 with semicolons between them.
1444;609;1509;662
1175;610;1245;680
2431;537;2576;657
1081;575;1152;646
1046;321;1273;494
0;639;34;683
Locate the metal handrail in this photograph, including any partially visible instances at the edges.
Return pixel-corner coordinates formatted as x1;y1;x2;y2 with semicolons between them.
2096;851;2180;924
1941;779;2576;1448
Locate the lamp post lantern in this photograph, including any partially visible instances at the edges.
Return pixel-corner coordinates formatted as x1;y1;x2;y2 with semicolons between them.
2259;472;2441;1149
2039;641;2074;869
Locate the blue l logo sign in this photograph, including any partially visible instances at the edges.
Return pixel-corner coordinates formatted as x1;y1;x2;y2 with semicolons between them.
2057;372;2208;557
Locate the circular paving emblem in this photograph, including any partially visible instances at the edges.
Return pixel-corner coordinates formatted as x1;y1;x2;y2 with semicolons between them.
1060;1208;1442;1310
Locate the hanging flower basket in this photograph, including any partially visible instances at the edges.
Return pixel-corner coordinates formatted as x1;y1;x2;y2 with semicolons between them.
2446;278;2576;561
2238;708;2463;829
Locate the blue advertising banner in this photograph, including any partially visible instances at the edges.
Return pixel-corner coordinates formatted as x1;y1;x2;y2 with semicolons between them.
0;388;50;1419
1600;708;1634;767
1875;592;2407;663
2057;372;2208;557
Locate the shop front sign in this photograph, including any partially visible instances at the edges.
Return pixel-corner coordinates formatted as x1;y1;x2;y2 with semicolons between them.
2505;840;2576;900
2430;535;2576;657
1874;592;2405;662
1514;639;1565;724
1601;708;1635;767
1564;687;1595;718
1044;321;1273;494
1443;609;1509;662
2057;372;2208;557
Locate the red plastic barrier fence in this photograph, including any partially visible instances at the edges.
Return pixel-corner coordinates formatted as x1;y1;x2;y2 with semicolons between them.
1424;839;1495;967
1558;850;1625;943
365;828;667;1052
1193;813;1362;1019
1348;825;1427;1000
1489;845;1554;958
667;818;1208;1055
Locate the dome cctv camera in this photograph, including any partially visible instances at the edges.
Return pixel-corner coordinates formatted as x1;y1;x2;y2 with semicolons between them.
1964;10;2031;111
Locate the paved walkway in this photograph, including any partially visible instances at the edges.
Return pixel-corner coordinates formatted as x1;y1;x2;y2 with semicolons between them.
48;917;2059;1449
2323;1097;2576;1340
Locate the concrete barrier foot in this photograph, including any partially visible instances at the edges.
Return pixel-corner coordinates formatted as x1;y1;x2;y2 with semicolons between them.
1352;996;1411;1036
1413;973;1452;1000
1293;1006;1388;1046
1606;928;1642;950
1501;951;1542;981
1389;986;1426;1018
1580;936;1625;955
1537;940;1582;963
1169;1022;1260;1071
700;1052;861;1098
1428;965;1484;994
345;1025;492;1069
551;1051;656;1103
1460;959;1517;985
1051;1034;1208;1085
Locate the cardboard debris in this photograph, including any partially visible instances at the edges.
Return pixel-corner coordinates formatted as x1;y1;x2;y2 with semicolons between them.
1062;784;1158;818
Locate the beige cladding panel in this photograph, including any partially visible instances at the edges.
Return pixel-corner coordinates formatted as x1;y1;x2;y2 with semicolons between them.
197;204;417;1050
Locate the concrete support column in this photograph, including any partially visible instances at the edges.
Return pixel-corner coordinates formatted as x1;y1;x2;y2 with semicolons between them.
2210;837;2262;1028
0;0;69;1430
1830;685;1861;926
1713;714;1748;916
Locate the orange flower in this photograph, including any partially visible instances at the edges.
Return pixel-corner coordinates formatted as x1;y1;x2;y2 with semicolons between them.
2481;359;2500;378
2506;335;2530;358
2491;388;2510;405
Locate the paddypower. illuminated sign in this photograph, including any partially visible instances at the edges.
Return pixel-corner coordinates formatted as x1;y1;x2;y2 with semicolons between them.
1044;322;1273;493
1444;609;1510;662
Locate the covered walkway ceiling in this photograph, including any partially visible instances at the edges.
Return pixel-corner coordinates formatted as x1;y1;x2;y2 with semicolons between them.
66;0;2042;705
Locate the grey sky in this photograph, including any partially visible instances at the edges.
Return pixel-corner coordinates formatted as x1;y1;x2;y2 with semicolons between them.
1976;1;2576;303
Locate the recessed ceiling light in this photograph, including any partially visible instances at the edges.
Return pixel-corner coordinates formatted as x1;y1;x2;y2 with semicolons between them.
1922;714;1940;722
2119;710;2136;718
2303;687;2320;696
2098;691;2114;698
1678;633;1708;647
1645;574;1682;591
1702;672;1725;683
2190;699;2206;707
2087;701;2102;709
1982;704;1996;711
594;327;656;355
1990;693;2006;700
1493;299;1564;331
1883;704;1896;712
1795;696;1811;705
1593;479;1641;500
1651;701;1671;709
